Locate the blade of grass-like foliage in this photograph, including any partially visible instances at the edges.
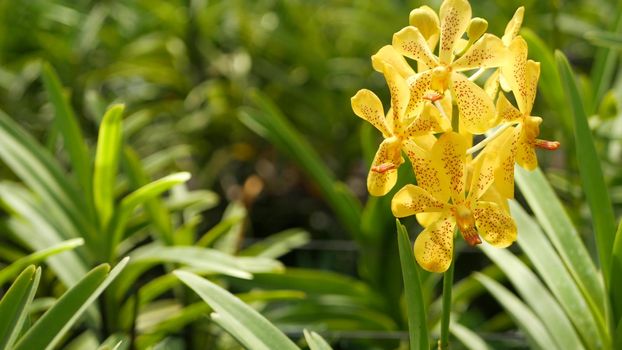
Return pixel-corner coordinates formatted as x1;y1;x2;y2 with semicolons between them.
450;322;490;350
396;220;429;350
0;110;96;246
240;229;310;258
511;201;607;349
174;270;300;350
521;29;572;137
0;266;41;350
613;219;622;328
474;273;557;350
13;258;129;350
41;63;93;206
586;31;622;49
480;243;584;350
93;104;125;229
239;90;361;237
107;172;190;259
515;168;605;320
0;238;83;285
196;215;244;247
303;329;333;350
589;9;622;114
557;51;617;290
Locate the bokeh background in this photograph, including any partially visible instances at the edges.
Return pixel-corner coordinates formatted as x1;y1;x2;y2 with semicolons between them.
0;0;621;349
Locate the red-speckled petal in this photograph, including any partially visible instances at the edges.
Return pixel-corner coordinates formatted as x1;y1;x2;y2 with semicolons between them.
474;201;517;248
371;45;416;78
502;7;524;46
497;93;523;123
468;151;496;201
432;132;467;203
414;212;456;272
452;34;508;71
492;126;520;198
438;0;471;65
351;89;390;136
383;64;411;129
367;139;402;196
451;71;496;134
393;26;439;69
403;138;451;203
392;184;448;218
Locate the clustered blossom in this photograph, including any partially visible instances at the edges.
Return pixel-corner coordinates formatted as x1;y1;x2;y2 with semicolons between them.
351;0;558;273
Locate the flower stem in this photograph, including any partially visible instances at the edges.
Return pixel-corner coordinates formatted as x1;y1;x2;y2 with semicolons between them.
439;248;455;350
468;67;486;81
466;122;512;155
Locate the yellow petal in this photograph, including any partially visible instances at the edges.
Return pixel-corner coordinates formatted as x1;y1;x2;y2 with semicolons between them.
501;37;540;115
409;5;441;51
417;212;443;228
516;124;538;170
439;0;471;65
371;45;416;79
432;132;467;203
474;201;517;248
492;126;520;198
403;138;451;203
367;139;402;196
452;34;508;72
451;72;495;134
414;212;456;272
404;103;448;136
468;151;496;201
392;26;439;69
484;69;500;98
351;89;390;136
480;185;510;213
405;70;434;119
502;7;525;46
383;64;411;130
392;184;447;218
497;93;523;123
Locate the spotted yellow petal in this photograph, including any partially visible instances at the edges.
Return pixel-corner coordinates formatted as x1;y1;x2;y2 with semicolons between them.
451;72;495;134
492;126;520;198
502;7;525;46
392;184;447;218
501;36;535;114
439;0;471;65
405;70;433;119
484;69;500;98
417;212;443;228
452;34;508;72
351;89;390;136
414;212;456;272
497;93;523;123
516;124;538;170
393;26;439;69
474;201;517;247
383;64;411;130
468;151;496;201
521;60;541;115
480;185;510;213
432;132;467;203
367;139;402;196
371;45;416;79
403;138;451;203
404;103;448;136
409;5;441;51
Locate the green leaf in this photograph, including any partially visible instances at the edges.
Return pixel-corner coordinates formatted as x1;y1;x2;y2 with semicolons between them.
585;31;622;49
396;220;429;350
0;266;41;350
475;273;558;350
515;168;606;322
0;238;83;285
240;229;310;258
480;243;584;350
450;322;490;350
174;270;300;350
612;218;622;327
556;51;617;290
13;258;129;350
303;329;333;350
41;63;93;205
93;104;125;229
239;91;361;236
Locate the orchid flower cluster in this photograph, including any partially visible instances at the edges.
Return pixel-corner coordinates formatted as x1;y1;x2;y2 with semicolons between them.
351;0;559;273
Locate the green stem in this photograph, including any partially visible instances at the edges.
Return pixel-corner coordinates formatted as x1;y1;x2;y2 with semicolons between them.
439;249;455;350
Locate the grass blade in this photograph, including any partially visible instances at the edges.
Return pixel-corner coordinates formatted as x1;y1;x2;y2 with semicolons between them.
174;270;300;350
450;322;490;350
556;51;617;290
474;273;557;350
13;258;129;350
93;104;125;229
0;266;41;350
585;31;622;49
304;329;333;350
396;220;429;350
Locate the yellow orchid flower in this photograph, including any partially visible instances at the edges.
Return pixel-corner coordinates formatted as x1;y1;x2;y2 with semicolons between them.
390;0;509;134
491;37;559;198
351;64;449;196
391;132;517;272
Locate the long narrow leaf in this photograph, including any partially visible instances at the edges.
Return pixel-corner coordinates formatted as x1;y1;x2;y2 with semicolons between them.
556;51;617;291
93;104;125;229
450;322;490;350
0;266;41;350
396;220;429;350
174;270;299;350
303;330;333;350
13;258;129;350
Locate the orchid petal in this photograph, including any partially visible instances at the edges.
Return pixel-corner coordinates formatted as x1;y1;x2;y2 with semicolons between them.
432;132;467;203
414;212;456;272
393;26;439;69
451;72;495;134
351;89;390;136
474;201;517;248
392;184;447;218
439;0;471;65
452;34;508;71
